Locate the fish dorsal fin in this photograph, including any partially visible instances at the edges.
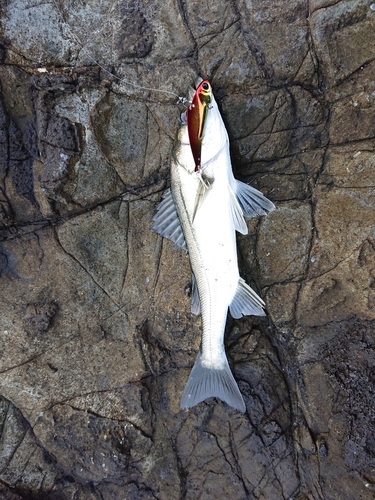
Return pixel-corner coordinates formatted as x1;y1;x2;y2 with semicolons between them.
151;189;187;251
190;272;200;315
229;187;248;235
229;278;266;318
236;180;275;218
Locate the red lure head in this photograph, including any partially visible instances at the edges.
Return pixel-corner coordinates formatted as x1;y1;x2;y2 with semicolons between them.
187;80;212;172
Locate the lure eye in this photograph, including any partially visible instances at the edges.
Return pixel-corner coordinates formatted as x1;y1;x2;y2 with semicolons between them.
202;82;210;91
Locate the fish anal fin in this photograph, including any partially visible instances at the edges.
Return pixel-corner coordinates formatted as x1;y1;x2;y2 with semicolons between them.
229;277;266;318
180;351;245;413
151;189;187;251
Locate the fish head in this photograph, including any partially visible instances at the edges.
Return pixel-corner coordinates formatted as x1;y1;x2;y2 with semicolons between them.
187;79;212;172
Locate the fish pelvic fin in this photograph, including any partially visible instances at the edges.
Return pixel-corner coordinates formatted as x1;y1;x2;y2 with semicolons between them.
180;351;246;413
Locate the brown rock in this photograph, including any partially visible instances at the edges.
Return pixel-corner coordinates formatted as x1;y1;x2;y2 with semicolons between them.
1;0;375;498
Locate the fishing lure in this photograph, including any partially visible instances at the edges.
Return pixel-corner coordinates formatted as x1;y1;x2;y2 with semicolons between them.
187;80;212;171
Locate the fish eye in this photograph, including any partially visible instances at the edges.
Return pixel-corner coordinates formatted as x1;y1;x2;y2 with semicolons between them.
202;82;210;91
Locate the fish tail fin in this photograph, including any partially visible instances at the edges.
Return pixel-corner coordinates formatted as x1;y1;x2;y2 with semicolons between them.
180;351;246;413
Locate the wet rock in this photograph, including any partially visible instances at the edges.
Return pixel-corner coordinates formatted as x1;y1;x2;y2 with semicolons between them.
1;0;375;498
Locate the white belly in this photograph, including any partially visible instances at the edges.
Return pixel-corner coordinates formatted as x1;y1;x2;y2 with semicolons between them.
173;145;240;368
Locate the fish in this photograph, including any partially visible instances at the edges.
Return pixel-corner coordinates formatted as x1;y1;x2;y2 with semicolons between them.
152;79;275;412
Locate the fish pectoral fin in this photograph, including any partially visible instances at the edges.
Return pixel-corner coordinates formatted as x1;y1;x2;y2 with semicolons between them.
190;272;200;315
236;180;275;218
180;351;246;413
192;172;213;222
228;187;248;235
151;189;187;251
229;278;266;318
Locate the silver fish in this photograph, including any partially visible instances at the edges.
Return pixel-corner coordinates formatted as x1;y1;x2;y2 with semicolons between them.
152;80;274;412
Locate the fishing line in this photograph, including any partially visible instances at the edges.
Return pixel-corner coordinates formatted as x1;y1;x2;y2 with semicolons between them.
50;0;188;105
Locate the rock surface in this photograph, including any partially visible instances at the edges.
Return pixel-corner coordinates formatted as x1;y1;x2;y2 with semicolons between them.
1;0;375;498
